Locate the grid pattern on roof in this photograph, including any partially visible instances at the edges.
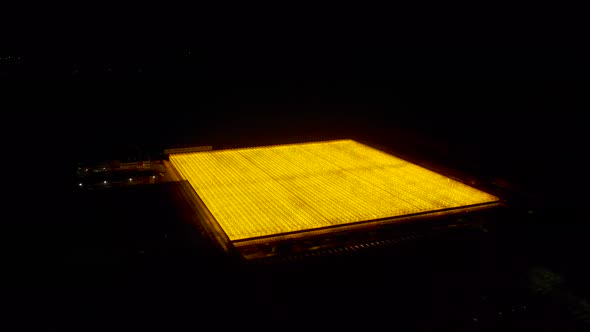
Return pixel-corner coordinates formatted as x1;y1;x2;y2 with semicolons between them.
170;140;499;241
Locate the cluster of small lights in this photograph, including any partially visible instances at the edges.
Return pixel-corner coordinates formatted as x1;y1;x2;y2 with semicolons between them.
0;56;23;62
170;140;499;241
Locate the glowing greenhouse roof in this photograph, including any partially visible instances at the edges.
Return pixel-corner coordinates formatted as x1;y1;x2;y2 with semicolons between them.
170;139;499;241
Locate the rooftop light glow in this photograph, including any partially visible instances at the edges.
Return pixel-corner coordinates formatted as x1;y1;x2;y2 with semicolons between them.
170;140;499;241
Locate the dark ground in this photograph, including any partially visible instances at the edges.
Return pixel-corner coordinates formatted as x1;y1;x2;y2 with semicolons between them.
4;80;589;331
2;19;589;330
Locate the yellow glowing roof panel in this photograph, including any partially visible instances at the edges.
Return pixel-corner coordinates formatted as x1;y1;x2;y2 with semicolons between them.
170;140;499;241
